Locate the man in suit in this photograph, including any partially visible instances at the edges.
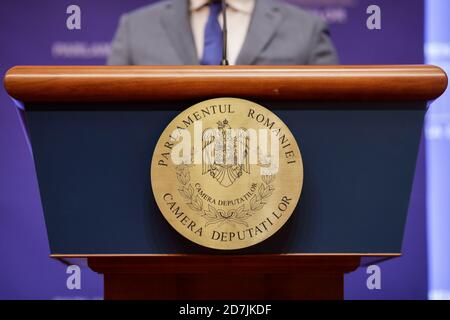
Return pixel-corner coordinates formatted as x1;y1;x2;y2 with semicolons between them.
108;0;338;65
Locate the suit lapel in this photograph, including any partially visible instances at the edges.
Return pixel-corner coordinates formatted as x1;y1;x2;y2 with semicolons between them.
236;0;283;65
161;0;199;65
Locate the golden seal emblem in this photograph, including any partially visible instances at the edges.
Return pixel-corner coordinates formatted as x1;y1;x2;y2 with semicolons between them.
151;98;303;250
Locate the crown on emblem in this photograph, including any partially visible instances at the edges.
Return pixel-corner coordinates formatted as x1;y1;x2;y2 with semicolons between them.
217;119;229;129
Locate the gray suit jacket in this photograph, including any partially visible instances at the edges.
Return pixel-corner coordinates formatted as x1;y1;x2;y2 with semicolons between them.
107;0;339;65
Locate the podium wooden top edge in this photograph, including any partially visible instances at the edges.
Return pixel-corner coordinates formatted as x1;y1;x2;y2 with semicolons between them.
4;65;447;103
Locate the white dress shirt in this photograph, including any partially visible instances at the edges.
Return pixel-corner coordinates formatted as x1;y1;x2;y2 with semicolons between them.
190;0;255;65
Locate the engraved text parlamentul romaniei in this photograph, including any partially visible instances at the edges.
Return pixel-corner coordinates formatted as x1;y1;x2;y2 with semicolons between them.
151;98;303;250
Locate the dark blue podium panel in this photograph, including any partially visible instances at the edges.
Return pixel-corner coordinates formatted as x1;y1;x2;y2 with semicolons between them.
25;101;425;254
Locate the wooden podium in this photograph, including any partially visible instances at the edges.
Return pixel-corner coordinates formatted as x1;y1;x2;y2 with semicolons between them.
4;66;447;300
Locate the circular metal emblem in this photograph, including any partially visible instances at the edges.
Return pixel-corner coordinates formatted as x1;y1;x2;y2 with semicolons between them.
151;98;303;250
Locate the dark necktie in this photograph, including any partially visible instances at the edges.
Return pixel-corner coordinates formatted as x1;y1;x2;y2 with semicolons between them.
200;2;223;65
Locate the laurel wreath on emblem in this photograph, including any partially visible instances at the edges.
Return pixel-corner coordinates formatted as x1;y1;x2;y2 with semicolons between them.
176;164;276;227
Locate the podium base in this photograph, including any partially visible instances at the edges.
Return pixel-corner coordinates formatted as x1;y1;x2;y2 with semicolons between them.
88;255;360;300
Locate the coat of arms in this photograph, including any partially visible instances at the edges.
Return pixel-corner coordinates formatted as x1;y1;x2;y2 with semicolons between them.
202;119;250;187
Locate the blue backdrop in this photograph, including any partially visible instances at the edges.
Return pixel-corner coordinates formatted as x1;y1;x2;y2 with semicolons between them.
425;0;450;300
0;0;428;299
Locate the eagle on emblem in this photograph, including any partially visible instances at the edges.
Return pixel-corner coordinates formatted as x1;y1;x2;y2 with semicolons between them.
202;119;250;187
